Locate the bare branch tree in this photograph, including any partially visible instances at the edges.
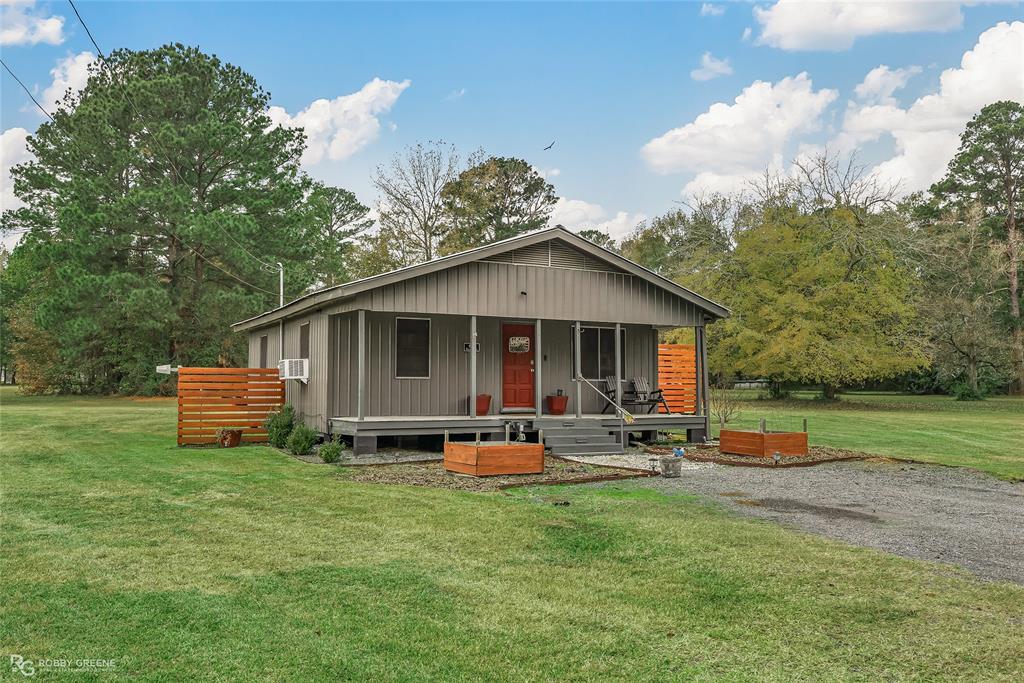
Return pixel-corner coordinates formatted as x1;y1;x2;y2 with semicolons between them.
373;141;462;263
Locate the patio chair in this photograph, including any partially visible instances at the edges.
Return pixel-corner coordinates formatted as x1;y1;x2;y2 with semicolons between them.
601;376;620;413
625;377;670;414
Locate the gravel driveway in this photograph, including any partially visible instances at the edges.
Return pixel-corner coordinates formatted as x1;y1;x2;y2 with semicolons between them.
602;458;1024;584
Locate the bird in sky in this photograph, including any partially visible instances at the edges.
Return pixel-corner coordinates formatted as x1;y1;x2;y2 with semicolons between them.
543;140;555;150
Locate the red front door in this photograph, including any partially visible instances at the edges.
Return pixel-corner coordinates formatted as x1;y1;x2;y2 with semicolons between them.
502;323;535;409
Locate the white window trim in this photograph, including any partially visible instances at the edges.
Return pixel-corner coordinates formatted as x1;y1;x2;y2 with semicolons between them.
576;325;626;382
395;316;431;380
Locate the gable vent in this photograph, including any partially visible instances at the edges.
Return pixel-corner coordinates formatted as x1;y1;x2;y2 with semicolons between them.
549;240;588;269
514;242;551;266
483;239;623;272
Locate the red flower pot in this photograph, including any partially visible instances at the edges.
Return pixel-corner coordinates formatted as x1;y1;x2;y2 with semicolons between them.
546;395;569;415
217;429;242;448
475;394;492;415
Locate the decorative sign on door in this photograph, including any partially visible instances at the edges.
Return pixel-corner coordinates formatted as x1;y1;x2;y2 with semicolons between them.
508;336;530;353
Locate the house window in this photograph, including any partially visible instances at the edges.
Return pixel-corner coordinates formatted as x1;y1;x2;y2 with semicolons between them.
396;318;430;379
259;335;268;368
299;323;310;360
574;326;625;380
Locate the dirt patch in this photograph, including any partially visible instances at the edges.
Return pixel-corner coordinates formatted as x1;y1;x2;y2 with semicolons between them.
735;497;881;522
339;456;650;492
647;444;867;468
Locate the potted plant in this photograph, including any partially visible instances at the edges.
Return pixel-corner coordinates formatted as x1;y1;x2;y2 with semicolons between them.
217;427;243;448
546;389;569;415
475;394;492;415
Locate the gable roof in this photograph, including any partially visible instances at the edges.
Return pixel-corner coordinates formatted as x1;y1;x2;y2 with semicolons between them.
231;226;729;331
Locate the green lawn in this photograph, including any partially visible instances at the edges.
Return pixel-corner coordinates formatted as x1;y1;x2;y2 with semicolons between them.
703;391;1024;481
2;389;1023;681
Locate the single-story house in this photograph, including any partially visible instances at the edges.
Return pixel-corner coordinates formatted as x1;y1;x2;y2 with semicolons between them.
231;226;728;455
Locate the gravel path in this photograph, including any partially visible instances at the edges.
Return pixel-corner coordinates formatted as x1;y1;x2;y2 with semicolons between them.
600;459;1024;584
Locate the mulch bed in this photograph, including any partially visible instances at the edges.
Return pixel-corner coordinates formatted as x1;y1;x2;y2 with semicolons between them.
338;456;652;492
645;444;868;468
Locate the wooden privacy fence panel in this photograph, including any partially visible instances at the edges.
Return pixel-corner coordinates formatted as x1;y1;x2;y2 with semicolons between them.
177;367;285;446
657;344;697;414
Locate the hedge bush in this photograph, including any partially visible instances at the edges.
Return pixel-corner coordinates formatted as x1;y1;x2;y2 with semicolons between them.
264;404;295;448
318;436;344;463
286;423;318;456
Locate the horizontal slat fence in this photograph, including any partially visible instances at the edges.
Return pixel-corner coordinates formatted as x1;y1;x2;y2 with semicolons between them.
657;343;697;414
177;367;285;446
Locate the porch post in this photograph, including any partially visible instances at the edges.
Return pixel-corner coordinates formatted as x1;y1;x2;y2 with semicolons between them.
574;321;583;418
470;315;478;417
700;324;710;423
356;309;366;420
694;325;704;417
534;319;543;418
615;322;624;446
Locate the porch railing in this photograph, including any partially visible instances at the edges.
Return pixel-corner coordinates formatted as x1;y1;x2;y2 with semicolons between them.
576;375;635;448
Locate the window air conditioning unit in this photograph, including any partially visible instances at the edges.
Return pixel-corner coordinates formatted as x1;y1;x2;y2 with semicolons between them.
278;359;309;383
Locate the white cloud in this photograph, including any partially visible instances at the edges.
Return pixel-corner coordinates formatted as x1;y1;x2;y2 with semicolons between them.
267;77;410;166
853;64;922;104
40;51;95;113
642;72;838;193
535;167;561;180
0;0;65;46
2;127;32;248
445;87;466;101
741;27;753;42
690;52;734;81
549;197;646;239
754;0;967;51
841;21;1024;192
700;3;725;17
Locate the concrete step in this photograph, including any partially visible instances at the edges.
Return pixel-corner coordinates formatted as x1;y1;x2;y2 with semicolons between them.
549;443;625;456
544;433;618;447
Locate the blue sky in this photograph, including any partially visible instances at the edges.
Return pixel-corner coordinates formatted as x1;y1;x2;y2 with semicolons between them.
2;1;1022;244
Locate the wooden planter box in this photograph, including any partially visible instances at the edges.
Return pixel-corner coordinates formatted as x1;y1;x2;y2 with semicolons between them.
719;429;808;457
444;442;545;476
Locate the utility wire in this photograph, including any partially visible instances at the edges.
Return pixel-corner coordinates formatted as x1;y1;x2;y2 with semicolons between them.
66;0;279;272
1;59;56;124
0;57;278;298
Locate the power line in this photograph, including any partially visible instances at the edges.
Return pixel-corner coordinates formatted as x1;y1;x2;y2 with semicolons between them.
0;57;278;298
66;0;278;272
0;59;55;124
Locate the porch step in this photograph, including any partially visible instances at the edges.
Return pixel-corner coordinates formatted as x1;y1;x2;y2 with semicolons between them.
543;433;619;447
533;418;608;431
540;417;625;456
549;442;625;456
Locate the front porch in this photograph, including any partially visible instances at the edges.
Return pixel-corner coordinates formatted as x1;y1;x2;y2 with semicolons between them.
332;311;710;454
330;412;706;437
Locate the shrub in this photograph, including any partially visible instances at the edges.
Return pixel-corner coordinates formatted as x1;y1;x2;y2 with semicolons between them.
318;436;344;463
286;423;318;456
264;404;295;448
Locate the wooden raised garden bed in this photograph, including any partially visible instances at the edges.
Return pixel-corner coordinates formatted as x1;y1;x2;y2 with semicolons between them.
443;442;545;476
719;429;808;458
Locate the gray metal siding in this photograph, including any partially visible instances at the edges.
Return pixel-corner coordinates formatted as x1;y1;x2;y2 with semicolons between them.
327;312;657;418
247;326;280;368
350;260;701;326
249;316;329;432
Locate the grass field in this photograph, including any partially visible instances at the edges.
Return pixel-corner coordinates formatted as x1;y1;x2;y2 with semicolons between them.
703;391;1024;481
2;388;1023;681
